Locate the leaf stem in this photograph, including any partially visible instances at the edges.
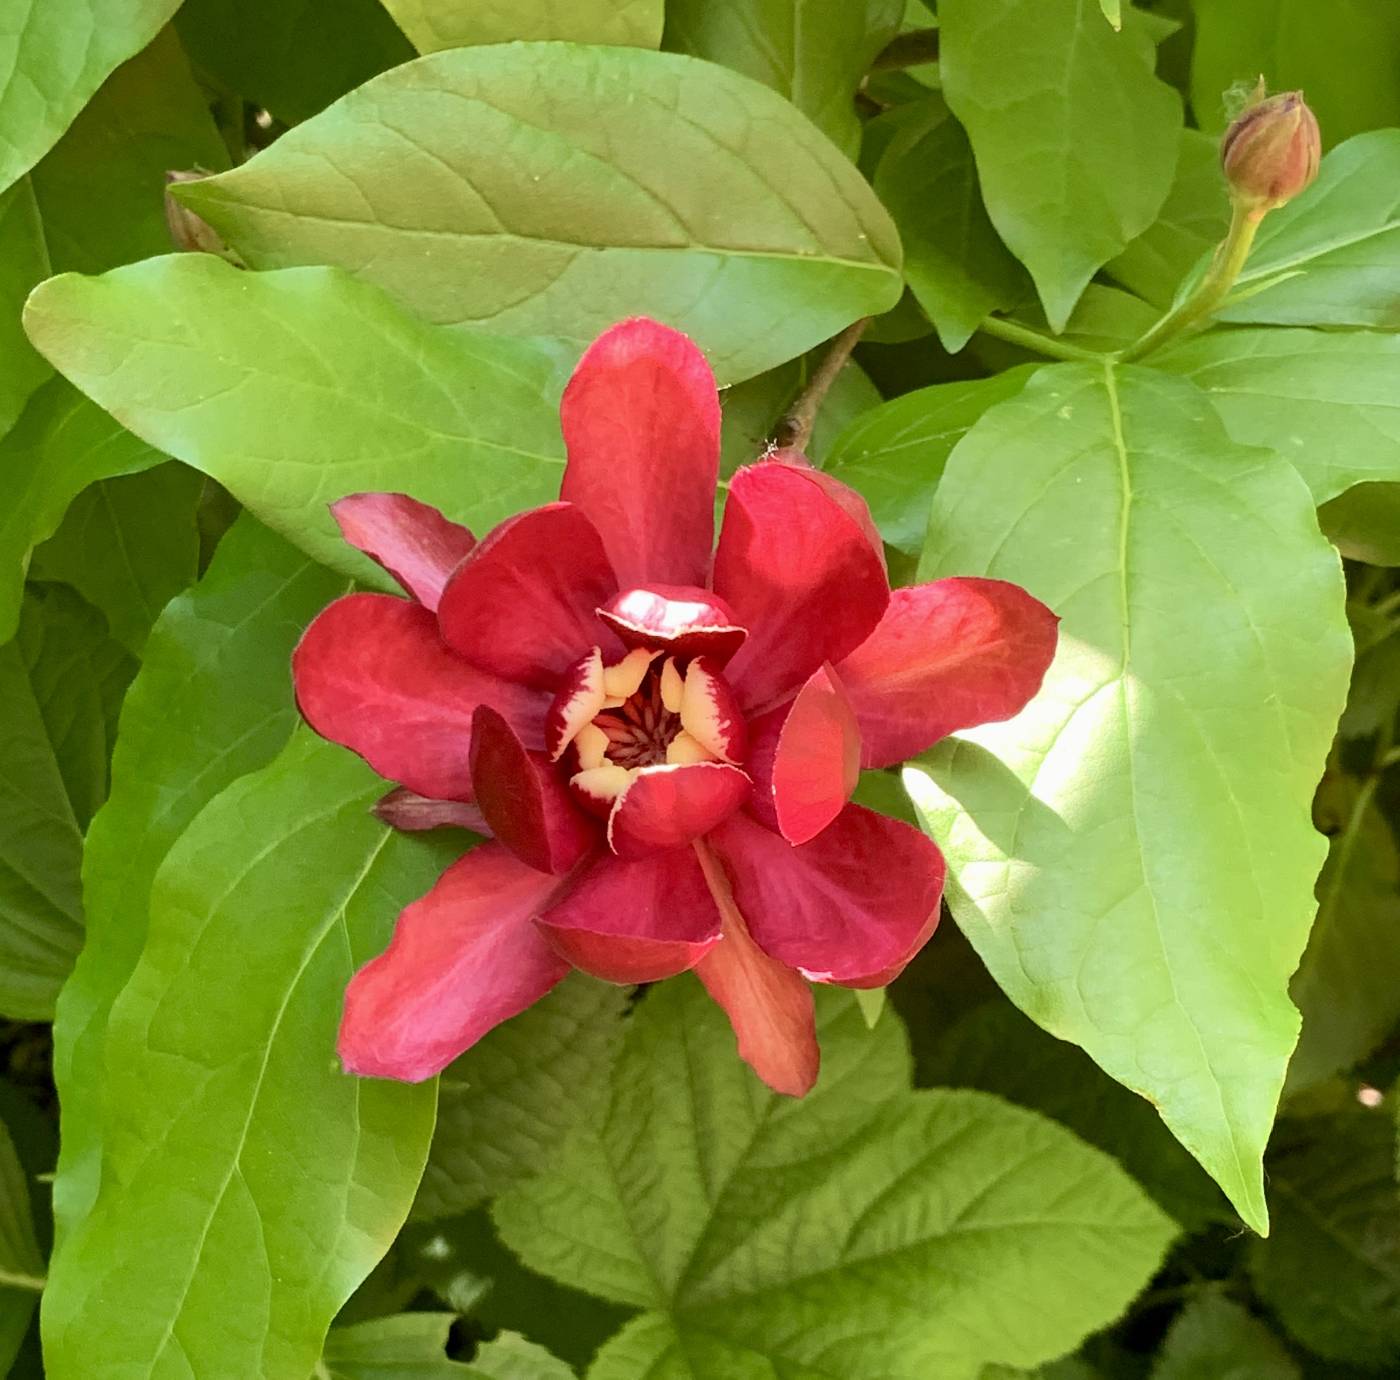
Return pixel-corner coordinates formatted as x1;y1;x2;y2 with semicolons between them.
0;1268;45;1292
1120;201;1263;362
775;316;870;452
976;314;1106;364
870;28;939;72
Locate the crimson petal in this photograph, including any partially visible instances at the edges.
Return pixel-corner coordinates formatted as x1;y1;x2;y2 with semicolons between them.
607;762;751;859
560;318;720;588
747;663;861;845
537;848;721;983
764;449;886;571
470;706;597;875
597;585;747;664
708;805;944;987
714;463;889;713
339;844;568;1081
437;503;618;688
293;594;548;800
330;492;475;611
836;578;1059;768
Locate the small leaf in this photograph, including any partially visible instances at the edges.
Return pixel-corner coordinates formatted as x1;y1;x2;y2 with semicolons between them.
939;0;1181;330
1151;1291;1299;1380
171;43;903;384
0;179;52;437
1319;481;1400;567
321;1314;470;1379
385;0;663;53
1099;0;1123;29
905;363;1351;1232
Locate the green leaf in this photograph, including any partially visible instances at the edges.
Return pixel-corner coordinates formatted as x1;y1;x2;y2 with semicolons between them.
29;26;228;275
30;463;205;655
1107;130;1229;308
24;255;566;581
384;0;663;53
1151;1292;1299;1380
0;378;163;645
1319;482;1400;566
414;975;628;1222
497;983;1175;1378
904;363;1351;1232
873;94;1027;351
823;368;1033;555
0;587;133;1022
663;0;901;155
175;0;414;125
322;1315;574;1379
0;0;180;196
170;43;903;384
1287;775;1400;1093
939;0;1181;331
1159;329;1400;505
1251;1107;1400;1367
45;516;344;1261
42;733;454;1380
1217;131;1400;330
1188;0;1400;144
923;1001;1229;1231
1099;0;1123;28
0;1115;43;1373
0;179;52;438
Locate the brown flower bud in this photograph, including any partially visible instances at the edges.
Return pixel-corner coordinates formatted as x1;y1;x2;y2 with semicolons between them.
1221;89;1320;215
163;169;238;259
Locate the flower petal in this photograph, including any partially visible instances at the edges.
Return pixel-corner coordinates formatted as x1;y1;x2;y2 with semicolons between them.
747;664;861;845
537;848;721;982
560;318;721;588
714;463;889;713
765;450;886;572
330;492;475;611
470;707;597;874
708;805;944;987
679;657;747;765
597;585;747;664
437;503;618;688
339;843;568;1081
374;788;490;835
836;578;1059;768
607;762;751;860
293;593;548;800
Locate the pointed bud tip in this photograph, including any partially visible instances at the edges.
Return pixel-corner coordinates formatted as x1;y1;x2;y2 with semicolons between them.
1221;88;1320;214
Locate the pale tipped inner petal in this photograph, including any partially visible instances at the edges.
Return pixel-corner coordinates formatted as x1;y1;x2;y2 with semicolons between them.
573;722;610;771
570;764;634;805
660;656;684;714
602;647;658;700
546;647;606;761
666;730;716;766
680;659;745;764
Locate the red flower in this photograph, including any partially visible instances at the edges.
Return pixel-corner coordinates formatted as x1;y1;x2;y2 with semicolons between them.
293;319;1057;1096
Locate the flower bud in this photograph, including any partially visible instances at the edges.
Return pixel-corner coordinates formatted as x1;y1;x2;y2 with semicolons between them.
1221;89;1320;216
163;169;237;259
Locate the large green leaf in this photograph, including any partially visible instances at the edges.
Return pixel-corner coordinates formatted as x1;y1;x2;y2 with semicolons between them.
1251;1108;1400;1367
29;26;228;274
0;587;132;1022
0;1115;43;1372
1217;131;1400;330
170;43;903;384
42;733;454;1380
1189;0;1400;144
24;255;566;580
904;363;1350;1232
1159;328;1400;505
415;975;628;1221
497;983;1175;1379
383;0;663;53
30;462;205;655
1151;1292;1299;1380
321;1316;575;1379
0;378;162;644
939;0;1181;331
0;179;51;438
0;0;180;196
1287;775;1400;1092
45;516;345;1259
663;0;901;155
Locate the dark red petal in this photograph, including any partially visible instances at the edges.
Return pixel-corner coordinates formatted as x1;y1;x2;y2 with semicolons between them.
714;463;889;714
293;593;548;800
764;449;886;572
747;664;861;845
470;706;597;874
536;848;722;982
560;318;720;588
708;805;944;987
330;492;475;611
437;504;618;688
836;578;1059;768
607;762;751;860
339;844;568;1081
597;585;747;664
374;788;490;835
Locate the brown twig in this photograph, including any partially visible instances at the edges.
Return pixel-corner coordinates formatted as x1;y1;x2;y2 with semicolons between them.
870;28;939;72
774;317;871;453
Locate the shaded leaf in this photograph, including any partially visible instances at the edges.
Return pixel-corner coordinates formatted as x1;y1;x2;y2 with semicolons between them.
1319;482;1400;567
0;1115;43;1374
384;0;663;53
322;1314;575;1379
172;43;903;384
905;363;1350;1231
1151;1292;1299;1380
0;180;51;438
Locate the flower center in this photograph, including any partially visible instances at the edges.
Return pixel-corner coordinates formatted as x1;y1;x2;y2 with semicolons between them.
590;665;681;768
